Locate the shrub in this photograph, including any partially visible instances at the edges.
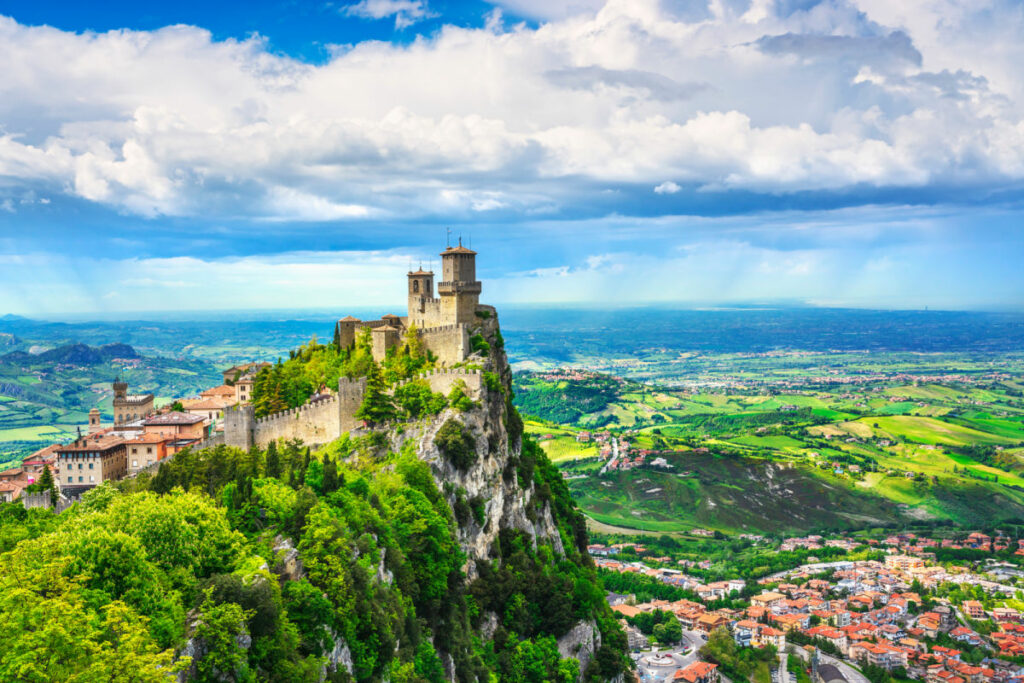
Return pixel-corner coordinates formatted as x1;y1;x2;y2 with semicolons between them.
448;380;478;412
469;333;490;356
434;419;477;471
394;380;447;419
483;371;503;394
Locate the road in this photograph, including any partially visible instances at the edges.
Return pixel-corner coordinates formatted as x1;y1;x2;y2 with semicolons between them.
634;629;705;682
816;651;871;683
599;437;620;475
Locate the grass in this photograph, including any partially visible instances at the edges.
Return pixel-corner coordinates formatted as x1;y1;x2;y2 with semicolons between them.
0;425;75;441
860;415;1019;446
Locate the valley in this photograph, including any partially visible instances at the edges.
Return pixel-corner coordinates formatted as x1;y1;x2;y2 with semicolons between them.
514;349;1024;534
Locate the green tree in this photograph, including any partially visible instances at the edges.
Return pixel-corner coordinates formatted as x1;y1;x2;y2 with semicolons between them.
355;362;395;426
193;590;253;683
264;441;282;479
34;465;58;506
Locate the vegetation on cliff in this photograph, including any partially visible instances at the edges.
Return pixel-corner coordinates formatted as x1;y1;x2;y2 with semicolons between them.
251;328;434;418
0;317;630;682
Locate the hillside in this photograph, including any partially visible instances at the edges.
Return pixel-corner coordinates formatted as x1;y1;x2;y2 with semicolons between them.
0;311;630;682
514;354;1024;534
0;342;221;466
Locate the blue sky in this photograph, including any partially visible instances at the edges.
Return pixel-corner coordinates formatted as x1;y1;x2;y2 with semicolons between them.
1;0;1023;315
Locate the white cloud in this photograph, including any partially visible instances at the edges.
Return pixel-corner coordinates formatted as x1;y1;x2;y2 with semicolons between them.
343;0;436;29
0;0;1022;220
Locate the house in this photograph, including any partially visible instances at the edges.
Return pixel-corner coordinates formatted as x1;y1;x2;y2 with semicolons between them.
806;626;849;656
696;612;731;634
751;592;787;608
612;604;642;619
143;412;207;441
125;434;173;474
676;662;719;683
963;601;986;620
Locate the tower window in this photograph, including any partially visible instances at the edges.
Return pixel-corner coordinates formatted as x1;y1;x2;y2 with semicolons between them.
413;280;419;293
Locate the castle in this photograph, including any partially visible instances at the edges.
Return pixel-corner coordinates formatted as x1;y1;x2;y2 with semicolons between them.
335;239;482;365
111;378;154;426
224;240;489;450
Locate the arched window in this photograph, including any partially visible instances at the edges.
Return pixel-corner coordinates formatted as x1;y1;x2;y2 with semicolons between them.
413;280;420;293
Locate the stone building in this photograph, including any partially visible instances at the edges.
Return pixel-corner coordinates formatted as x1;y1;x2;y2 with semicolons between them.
335;239;483;364
56;432;128;496
112;379;154;426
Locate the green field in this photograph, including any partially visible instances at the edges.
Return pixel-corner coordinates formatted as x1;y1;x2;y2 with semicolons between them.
515;349;1024;534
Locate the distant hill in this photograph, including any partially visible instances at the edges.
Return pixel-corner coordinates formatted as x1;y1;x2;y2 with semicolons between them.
2;342;142;366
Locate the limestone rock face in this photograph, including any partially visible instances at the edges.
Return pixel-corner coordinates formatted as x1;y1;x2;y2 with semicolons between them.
557;620;601;676
272;535;305;582
383;307;566;578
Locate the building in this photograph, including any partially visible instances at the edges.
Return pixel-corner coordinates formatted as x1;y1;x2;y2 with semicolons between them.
886;555;925;572
56;433;128;496
126;434;172;474
112;379;155;426
676;662;719;683
963;601;986;620
143;412;207;442
335;240;484;364
0;466;31;502
21;444;59;482
182;397;235;424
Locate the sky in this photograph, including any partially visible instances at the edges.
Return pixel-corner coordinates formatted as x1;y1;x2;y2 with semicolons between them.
0;0;1022;316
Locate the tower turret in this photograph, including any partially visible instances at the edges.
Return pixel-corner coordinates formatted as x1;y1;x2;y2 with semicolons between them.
88;408;102;434
438;238;481;324
407;267;436;327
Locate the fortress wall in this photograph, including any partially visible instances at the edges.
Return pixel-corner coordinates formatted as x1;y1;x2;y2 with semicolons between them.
225;377;366;450
418;324;468;366
392;368;483;399
252;396;342;448
410;299;443;328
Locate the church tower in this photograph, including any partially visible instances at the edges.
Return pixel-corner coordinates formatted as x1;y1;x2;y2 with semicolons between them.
438;239;481;324
88;408;101;434
407;266;436;328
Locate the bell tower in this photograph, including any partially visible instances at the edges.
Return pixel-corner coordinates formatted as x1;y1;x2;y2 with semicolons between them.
438;238;481;324
407;267;435;327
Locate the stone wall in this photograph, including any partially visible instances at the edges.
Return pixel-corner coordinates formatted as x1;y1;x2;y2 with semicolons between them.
251;396;342;448
223;371;481;451
418;324;469;366
393;368;483;398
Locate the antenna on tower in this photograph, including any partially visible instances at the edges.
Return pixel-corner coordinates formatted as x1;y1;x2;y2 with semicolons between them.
446;227;452;247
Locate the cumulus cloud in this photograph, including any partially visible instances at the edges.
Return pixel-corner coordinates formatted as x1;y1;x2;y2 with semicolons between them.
342;0;436;29
654;181;681;194
0;0;1022;224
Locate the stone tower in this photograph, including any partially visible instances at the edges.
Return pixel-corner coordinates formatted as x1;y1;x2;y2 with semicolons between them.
407;267;436;327
438;239;481;324
113;378;128;401
88;408;101;434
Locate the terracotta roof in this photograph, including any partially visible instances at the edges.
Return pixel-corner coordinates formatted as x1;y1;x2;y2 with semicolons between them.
57;434;126;452
338;315;361;322
201;385;237;398
183;398;233;410
408;269;433;276
442;244;476;255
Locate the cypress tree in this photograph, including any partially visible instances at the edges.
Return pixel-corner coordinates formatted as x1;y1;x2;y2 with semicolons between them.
36;465;58;507
355;361;395;426
265;441;282;479
322;457;339;494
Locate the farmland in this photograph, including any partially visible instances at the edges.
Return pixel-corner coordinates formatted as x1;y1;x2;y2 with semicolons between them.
514;349;1024;534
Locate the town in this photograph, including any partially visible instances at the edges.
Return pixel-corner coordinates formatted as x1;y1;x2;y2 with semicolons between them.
592;531;1024;683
